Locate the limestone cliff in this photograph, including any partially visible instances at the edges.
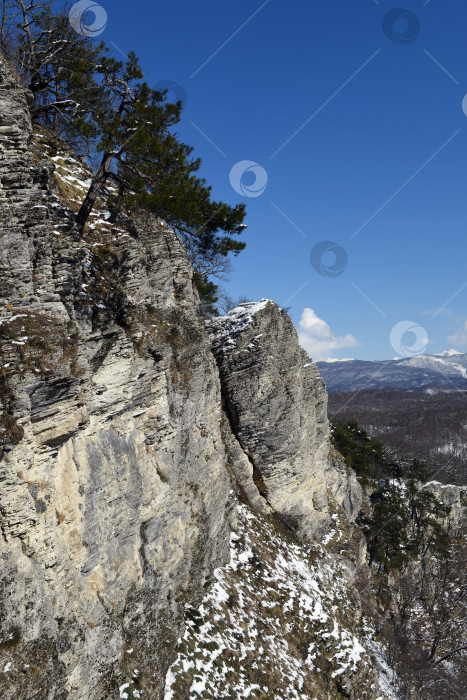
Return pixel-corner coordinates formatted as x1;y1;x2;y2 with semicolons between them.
208;300;361;538
0;57;387;700
0;61;232;699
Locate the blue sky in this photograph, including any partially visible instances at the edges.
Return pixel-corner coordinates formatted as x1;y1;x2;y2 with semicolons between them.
81;0;467;360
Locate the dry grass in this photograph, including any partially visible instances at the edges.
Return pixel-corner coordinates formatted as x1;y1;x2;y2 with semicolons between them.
165;504;376;699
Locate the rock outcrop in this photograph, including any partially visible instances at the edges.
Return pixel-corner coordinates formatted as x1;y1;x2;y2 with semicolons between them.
424;481;467;531
0;61;232;699
0;56;383;700
209;301;361;538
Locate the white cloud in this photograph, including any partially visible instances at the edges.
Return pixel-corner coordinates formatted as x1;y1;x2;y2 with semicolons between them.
297;308;360;361
448;321;467;346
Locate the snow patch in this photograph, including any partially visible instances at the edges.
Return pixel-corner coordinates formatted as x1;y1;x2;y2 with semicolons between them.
207;299;273;353
164;504;380;699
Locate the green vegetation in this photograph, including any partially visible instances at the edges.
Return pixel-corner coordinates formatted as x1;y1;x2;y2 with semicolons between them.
1;0;246;310
331;420;450;574
332;419;387;485
333;421;467;697
192;272;220;316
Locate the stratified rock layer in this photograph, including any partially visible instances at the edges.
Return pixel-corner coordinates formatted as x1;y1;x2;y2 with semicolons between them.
0;61;232;700
0;56;381;700
423;481;467;531
209;301;361;538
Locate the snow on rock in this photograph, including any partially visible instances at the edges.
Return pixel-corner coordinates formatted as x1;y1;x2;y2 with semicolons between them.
164;504;383;699
424;480;467;491
364;637;399;700
206;300;272;353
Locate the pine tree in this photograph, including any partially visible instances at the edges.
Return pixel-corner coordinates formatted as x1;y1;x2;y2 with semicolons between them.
1;0;105;154
75;51;246;275
193;272;219;317
332;420;452;571
1;1;247;309
361;484;408;572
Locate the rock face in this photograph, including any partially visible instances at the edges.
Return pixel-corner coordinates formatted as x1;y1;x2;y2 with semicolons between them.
423;481;467;531
0;60;36;305
208;301;361;538
0;57;370;699
0;61;232;699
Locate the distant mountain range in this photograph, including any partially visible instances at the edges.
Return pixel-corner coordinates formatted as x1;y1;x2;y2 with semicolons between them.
317;351;467;393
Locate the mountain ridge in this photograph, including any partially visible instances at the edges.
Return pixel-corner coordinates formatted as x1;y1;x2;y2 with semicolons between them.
318;351;467;393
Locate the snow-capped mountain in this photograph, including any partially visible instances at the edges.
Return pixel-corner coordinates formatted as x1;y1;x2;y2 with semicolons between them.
317;352;467;393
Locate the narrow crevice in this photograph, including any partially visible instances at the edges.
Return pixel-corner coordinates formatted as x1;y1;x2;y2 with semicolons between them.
215;365;272;509
214;366;297;536
139;520;149;573
0;506;8;543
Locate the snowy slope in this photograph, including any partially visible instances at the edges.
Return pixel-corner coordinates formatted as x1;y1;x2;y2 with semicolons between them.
163;504;398;700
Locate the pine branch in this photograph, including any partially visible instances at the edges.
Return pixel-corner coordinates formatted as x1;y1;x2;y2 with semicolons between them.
435;644;467;665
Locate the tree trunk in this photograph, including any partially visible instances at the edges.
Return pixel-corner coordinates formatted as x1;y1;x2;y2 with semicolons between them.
428;634;440;661
76;152;113;231
107;183;125;223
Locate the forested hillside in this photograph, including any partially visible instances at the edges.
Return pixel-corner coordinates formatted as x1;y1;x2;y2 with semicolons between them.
329;389;467;485
331;421;467;698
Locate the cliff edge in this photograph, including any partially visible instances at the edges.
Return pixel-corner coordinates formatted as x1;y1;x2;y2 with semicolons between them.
0;59;232;699
0;56;388;700
209;300;361;538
